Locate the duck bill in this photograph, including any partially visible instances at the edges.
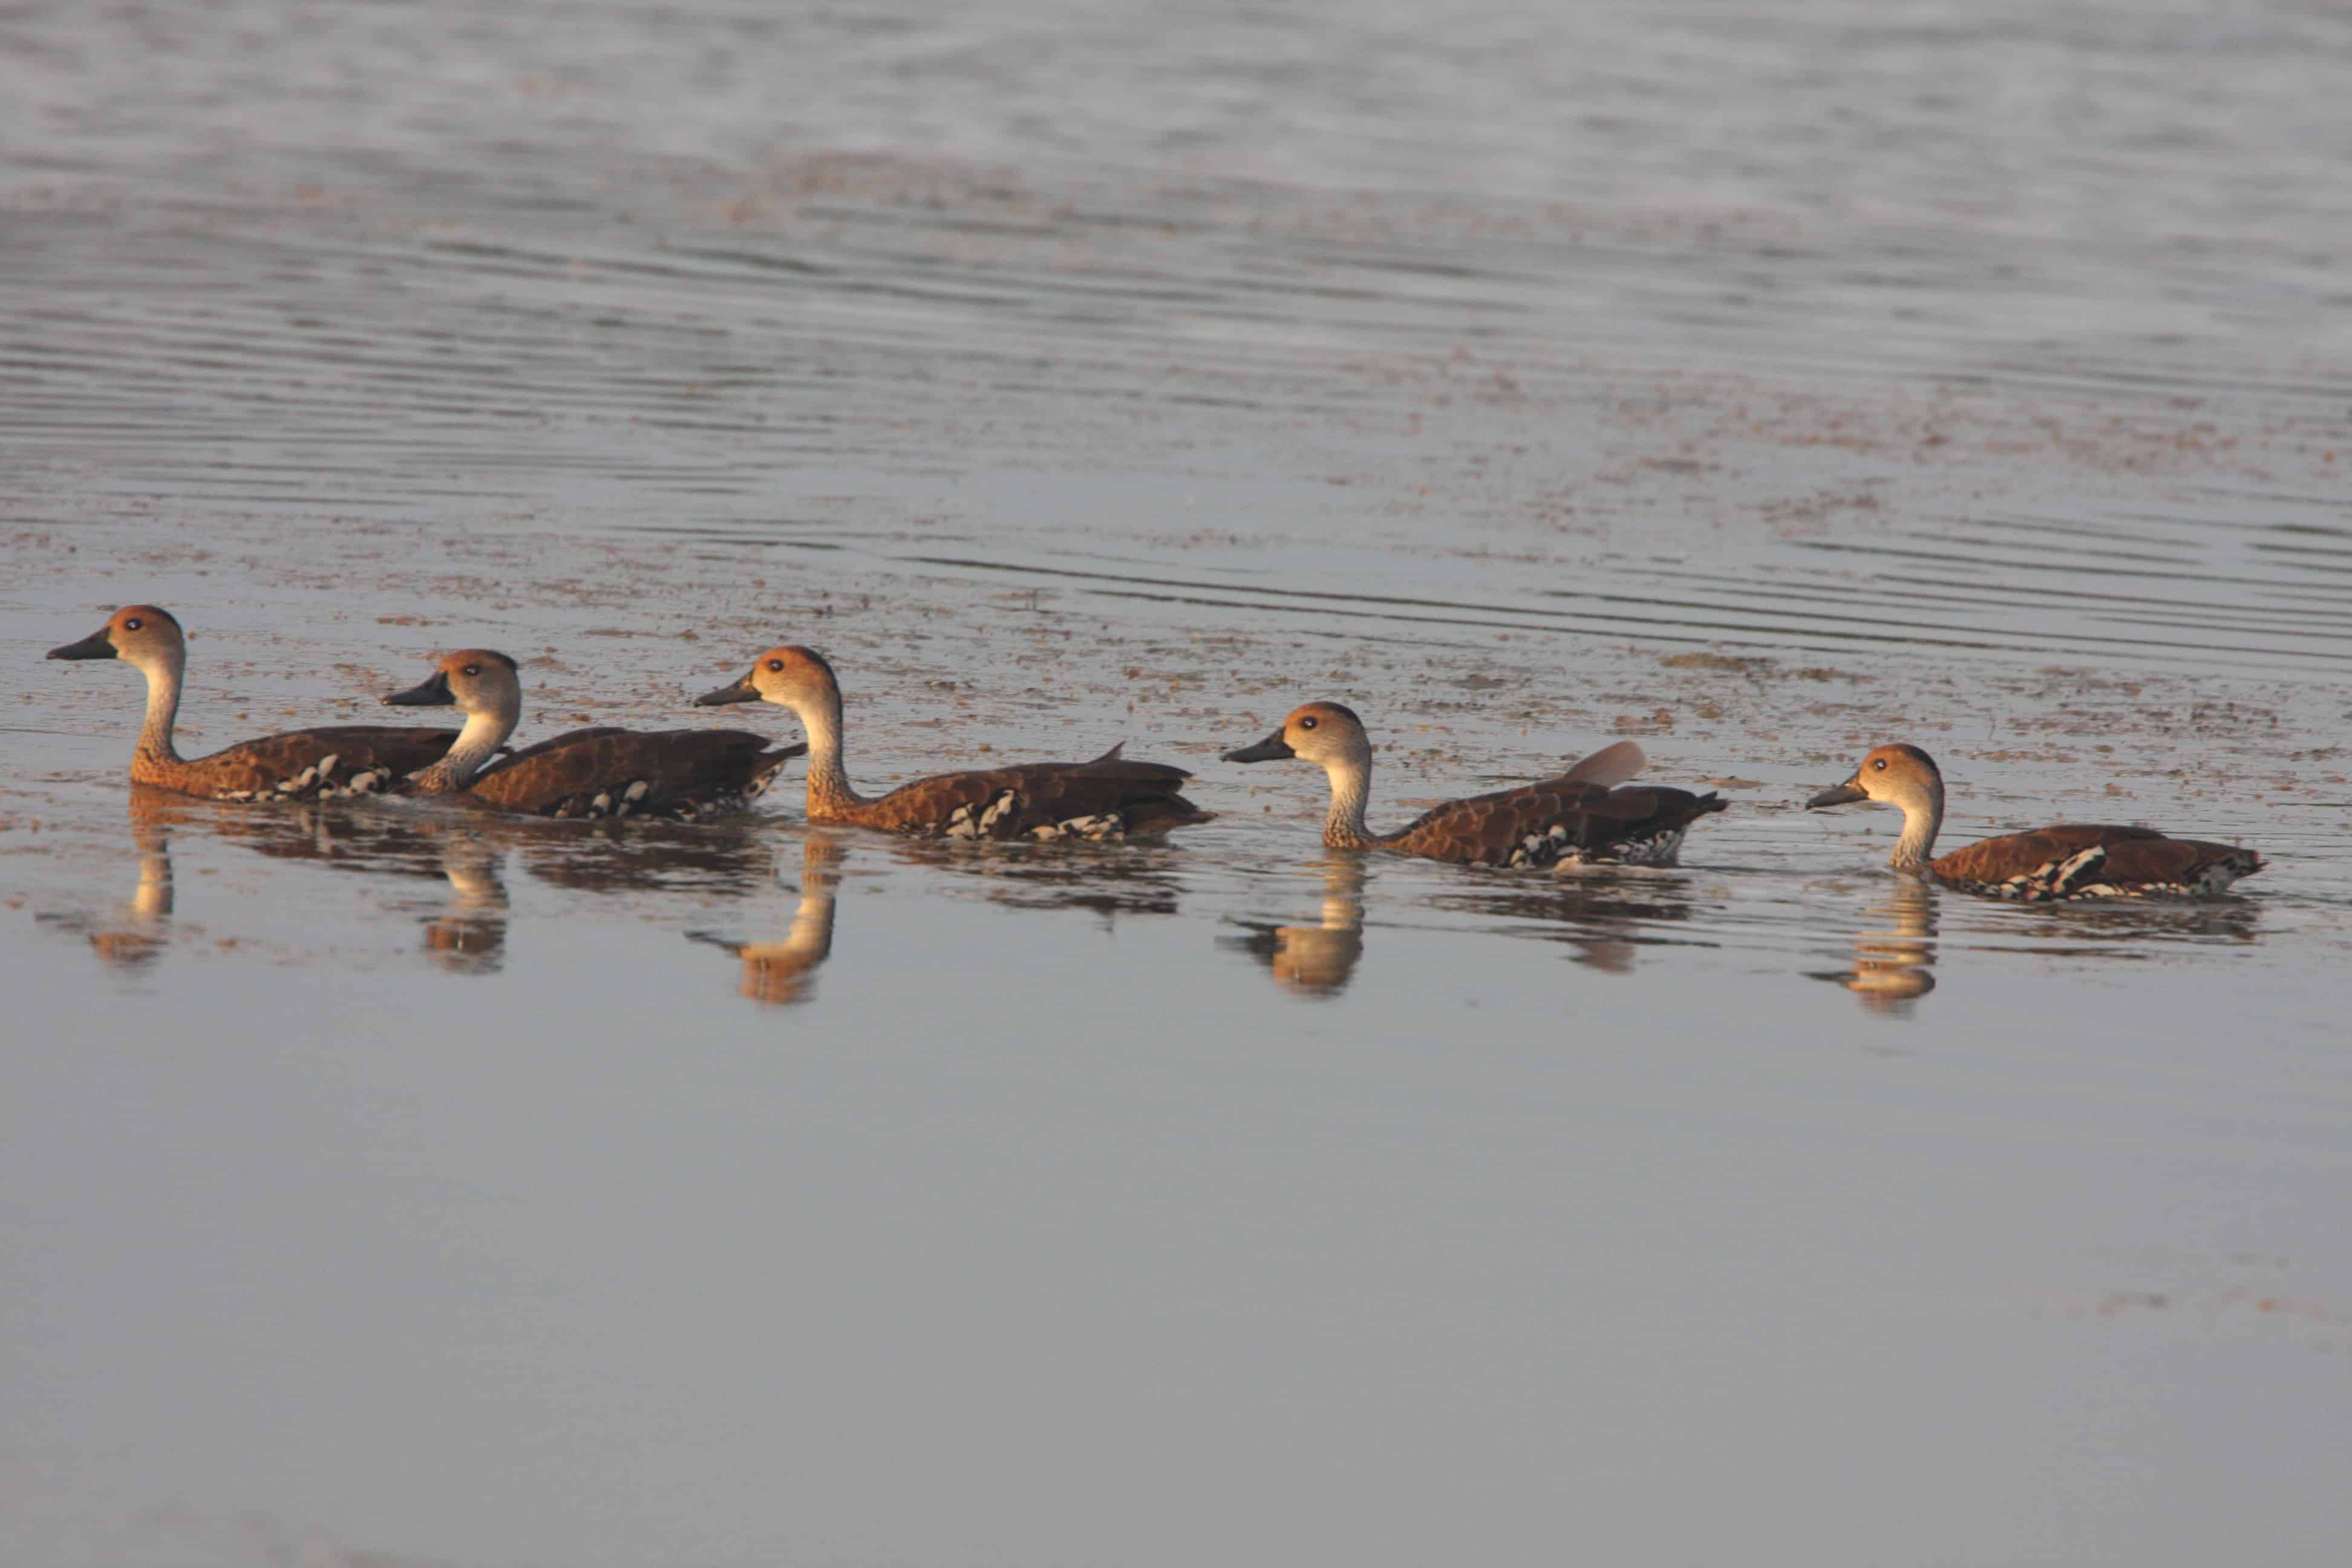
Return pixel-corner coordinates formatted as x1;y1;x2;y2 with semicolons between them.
1223;730;1295;764
1806;780;1867;809
47;627;117;661
695;671;761;707
382;670;454;707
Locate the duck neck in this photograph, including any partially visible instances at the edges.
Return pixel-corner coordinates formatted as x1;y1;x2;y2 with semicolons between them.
411;704;517;794
131;650;185;766
798;690;864;815
1319;756;1376;849
1888;782;1944;872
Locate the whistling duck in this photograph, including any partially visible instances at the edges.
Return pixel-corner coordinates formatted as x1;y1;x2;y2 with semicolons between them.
382;649;805;820
694;645;1212;840
1806;743;2263;900
47;605;460;800
1224;703;1725;867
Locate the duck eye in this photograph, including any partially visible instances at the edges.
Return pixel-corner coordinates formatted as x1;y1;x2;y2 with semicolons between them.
1299;716;1318;730
1870;758;1886;771
462;664;480;677
124;618;142;630
766;659;785;673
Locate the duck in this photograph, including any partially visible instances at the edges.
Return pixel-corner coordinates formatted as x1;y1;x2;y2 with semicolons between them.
1223;702;1725;867
47;604;461;800
1805;742;2263;900
382;648;804;820
693;645;1211;840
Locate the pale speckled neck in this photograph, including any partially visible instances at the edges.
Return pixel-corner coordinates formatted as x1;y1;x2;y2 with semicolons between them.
1888;783;1944;872
796;690;867;816
410;706;516;794
1319;757;1375;849
132;650;185;766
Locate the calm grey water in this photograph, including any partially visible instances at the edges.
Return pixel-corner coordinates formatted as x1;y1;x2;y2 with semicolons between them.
5;2;2352;1564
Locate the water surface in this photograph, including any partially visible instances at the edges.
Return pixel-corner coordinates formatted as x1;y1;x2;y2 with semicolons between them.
5;2;2352;1564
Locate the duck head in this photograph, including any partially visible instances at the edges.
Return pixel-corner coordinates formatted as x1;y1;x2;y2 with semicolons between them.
1810;742;1949;872
1807;742;1944;815
1223;702;1371;770
696;645;840;716
382;648;524;725
48;604;186;672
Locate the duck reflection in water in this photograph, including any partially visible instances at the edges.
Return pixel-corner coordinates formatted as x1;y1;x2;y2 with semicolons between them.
219;794;517;973
121;786;521;974
518;816;774;898
1809;877;1939;1017
1429;874;1702;975
1994;895;2264;958
42;786;182;970
50;787;520;973
1220;851;1367;998
419;827;508;975
886;836;1185;922
688;835;843;1006
407;814;778;973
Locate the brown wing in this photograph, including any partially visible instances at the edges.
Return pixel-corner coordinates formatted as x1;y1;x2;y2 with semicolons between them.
1386;779;1615;864
1589;785;1726;848
1388;780;1722;866
867;755;1207;839
1929;823;2164;886
467;728;799;818
2092;835;2258;887
181;724;460;800
472;728;633;777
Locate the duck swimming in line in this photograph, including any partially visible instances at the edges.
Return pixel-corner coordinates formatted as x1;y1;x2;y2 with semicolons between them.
383;649;803;819
47;605;460;800
694;645;1212;840
1805;742;2262;900
1223;702;1725;867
